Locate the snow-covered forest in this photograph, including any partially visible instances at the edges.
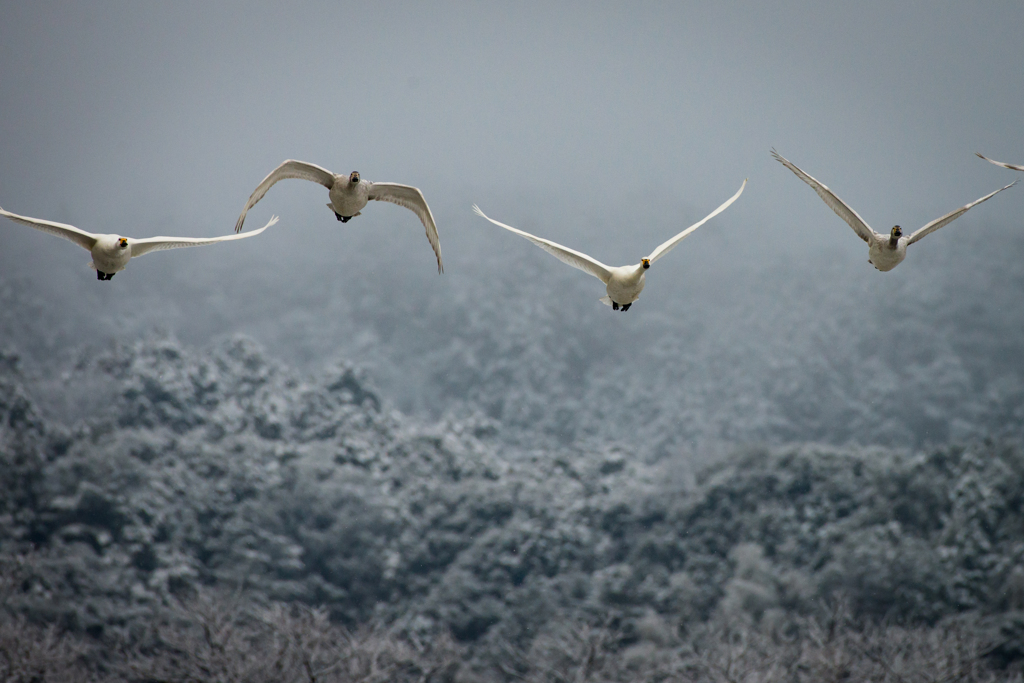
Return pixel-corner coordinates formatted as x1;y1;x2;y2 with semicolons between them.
2;240;1024;679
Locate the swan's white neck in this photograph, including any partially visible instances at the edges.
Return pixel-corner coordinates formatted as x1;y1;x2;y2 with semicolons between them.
614;264;642;284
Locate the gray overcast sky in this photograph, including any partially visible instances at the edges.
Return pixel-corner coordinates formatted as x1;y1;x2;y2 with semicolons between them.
1;1;1023;346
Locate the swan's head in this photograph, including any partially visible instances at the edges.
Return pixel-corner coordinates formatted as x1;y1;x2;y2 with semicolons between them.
890;225;902;239
349;171;361;184
641;258;651;270
118;237;128;249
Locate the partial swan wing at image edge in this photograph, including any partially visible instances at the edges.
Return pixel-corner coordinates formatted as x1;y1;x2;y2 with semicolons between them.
0;206;98;251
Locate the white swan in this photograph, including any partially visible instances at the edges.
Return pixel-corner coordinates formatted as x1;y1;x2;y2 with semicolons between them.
234;160;443;273
472;179;746;311
772;150;1016;272
0;206;275;280
976;153;1024;172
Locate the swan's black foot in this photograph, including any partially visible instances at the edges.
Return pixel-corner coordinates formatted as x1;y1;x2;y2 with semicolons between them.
621;303;632;312
334;212;353;223
107;272;115;280
97;270;114;281
612;301;620;311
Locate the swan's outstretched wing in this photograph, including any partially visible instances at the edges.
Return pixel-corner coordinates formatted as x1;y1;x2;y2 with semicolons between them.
235;160;334;233
772;149;878;244
0;206;98;251
472;205;613;284
976;153;1024;172
131;216;277;258
906;181;1016;245
367;182;443;273
646;179;746;264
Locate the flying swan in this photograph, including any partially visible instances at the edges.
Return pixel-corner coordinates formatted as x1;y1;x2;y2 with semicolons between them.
234;159;443;272
976;153;1024;172
772;149;1016;272
472;179;746;311
0;206;276;280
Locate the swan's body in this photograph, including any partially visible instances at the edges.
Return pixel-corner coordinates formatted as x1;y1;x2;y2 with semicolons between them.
472;179;746;311
235;159;443;272
772;150;1016;272
865;234;908;272
976;153;1024;172
601;264;649;310
0;206;275;280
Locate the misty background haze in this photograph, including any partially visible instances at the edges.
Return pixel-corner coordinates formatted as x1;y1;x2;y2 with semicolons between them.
3;1;1023;455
